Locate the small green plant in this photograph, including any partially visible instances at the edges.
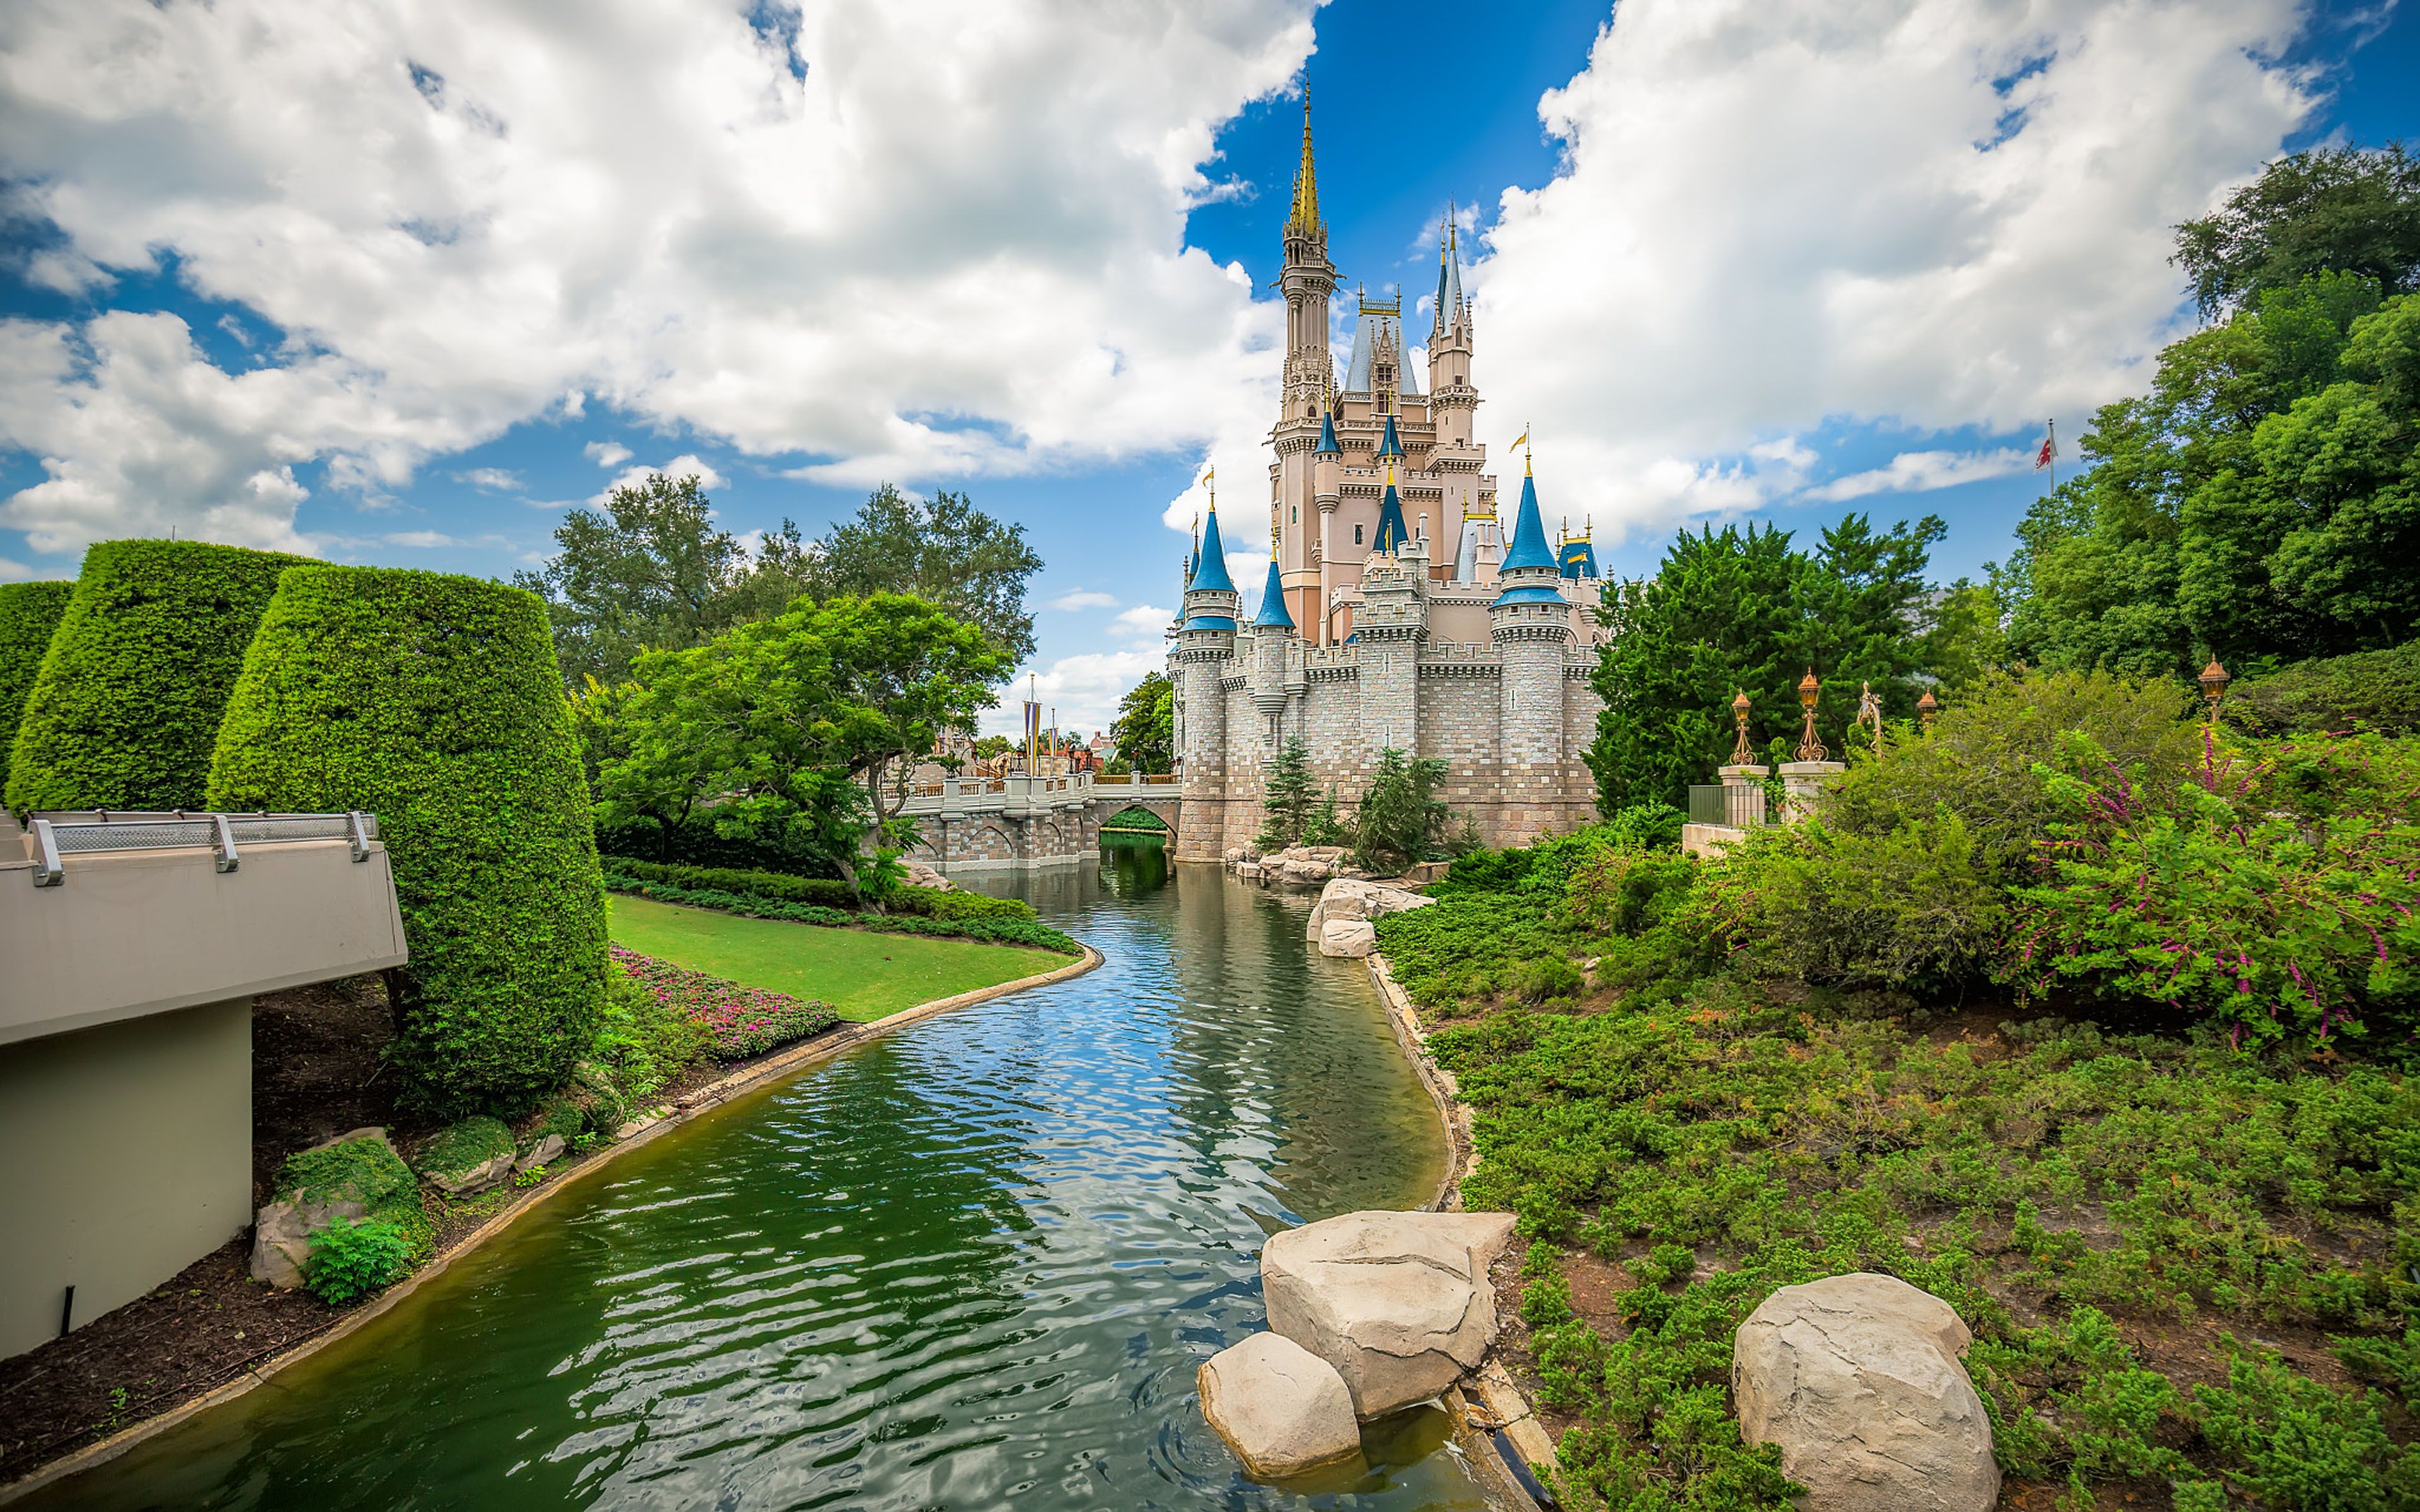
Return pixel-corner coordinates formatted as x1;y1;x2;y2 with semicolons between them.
513;1165;547;1188
304;1217;415;1304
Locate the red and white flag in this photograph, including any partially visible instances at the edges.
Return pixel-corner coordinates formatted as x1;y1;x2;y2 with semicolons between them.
2034;421;2058;472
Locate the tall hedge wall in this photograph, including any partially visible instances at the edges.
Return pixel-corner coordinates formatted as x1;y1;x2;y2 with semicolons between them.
207;566;608;1117
5;539;307;813
0;580;74;801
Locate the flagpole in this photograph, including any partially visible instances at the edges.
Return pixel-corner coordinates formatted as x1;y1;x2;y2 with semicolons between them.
2048;418;2056;494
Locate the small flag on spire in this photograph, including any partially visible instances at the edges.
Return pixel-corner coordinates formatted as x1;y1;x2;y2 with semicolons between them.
2034;421;2057;472
1511;426;1530;453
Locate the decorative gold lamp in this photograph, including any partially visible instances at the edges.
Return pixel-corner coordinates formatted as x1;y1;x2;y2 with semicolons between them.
1916;688;1938;732
2199;658;2230;722
1729;689;1753;764
1795;669;1826;763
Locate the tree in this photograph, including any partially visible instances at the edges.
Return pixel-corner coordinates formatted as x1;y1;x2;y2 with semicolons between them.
1352;748;1449;873
807;593;1013;855
514;472;805;685
1109;671;1175;773
2174;144;2420;319
1257;736;1315;849
795;485;1044;663
1586;515;1944;811
572;673;723;861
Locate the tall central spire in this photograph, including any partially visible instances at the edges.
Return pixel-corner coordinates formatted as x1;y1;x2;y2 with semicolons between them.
1288;86;1320;237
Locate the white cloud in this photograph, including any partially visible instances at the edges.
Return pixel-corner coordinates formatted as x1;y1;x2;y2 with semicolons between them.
583;440;632;468
383;529;459;548
1048;589;1119;612
1110;603;1174;636
0;557;32;579
0;0;1313;552
982;648;1164;737
1807;447;2031;503
589;454;726;507
456;466;521;491
1468;0;2320;546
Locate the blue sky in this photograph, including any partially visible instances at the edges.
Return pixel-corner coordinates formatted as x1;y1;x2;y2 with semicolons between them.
1;1;2414;733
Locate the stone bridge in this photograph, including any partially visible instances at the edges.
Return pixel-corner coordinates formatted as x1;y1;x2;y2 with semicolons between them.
896;772;1185;874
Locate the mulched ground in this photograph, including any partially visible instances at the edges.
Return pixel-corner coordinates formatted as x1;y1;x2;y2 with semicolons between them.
0;976;841;1490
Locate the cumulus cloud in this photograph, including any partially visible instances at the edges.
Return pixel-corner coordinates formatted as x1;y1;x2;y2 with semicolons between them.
1807;447;2031;503
0;0;1313;553
583;441;632;468
589;455;727;507
1467;0;2320;546
984;648;1164;737
1110;604;1175;636
383;529;459;548
1048;589;1120;612
456;466;521;491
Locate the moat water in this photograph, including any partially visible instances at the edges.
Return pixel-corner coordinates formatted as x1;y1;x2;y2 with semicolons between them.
33;838;1487;1511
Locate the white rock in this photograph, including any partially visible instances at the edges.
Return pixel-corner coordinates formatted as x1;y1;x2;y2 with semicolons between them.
1262;1210;1517;1418
1319;919;1377;958
425;1149;516;1196
1236;861;1265;881
1733;1273;2000;1512
1307;878;1434;941
1197;1332;1363;1480
516;1133;565;1173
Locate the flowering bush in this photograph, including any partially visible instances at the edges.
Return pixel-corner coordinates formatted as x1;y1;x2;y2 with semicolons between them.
608;945;839;1060
2005;731;2420;1048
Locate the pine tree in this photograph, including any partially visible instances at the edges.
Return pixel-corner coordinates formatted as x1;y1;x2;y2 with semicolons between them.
1257;735;1316;849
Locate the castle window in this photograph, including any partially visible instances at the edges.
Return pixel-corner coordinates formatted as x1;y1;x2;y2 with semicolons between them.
1291;506;1298;524
1354;524;1364;544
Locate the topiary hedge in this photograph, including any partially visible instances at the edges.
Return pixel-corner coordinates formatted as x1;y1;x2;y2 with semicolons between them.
5;539;308;813
0;580;73;801
207;566;608;1118
597;857;1041;923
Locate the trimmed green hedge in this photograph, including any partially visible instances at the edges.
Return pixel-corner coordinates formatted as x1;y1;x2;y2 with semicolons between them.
6;540;308;812
2232;640;2420;737
601;872;1081;955
207;566;608;1118
0;580;72;801
601;857;1039;923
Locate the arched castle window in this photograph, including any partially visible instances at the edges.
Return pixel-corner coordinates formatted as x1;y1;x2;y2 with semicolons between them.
1354;524;1364;544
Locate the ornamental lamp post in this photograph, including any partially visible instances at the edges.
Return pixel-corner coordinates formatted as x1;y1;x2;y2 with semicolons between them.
1916;688;1939;733
1795;669;1827;763
1729;689;1753;764
2199;658;2231;723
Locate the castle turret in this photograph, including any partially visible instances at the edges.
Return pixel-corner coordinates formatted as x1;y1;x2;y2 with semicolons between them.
1429;211;1473;447
1177;500;1241;818
1491;460;1570;838
1248;553;1295;781
1313;403;1341;644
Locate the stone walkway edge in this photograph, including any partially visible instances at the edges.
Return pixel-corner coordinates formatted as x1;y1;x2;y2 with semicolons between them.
0;944;1105;1508
1368;946;1560;1512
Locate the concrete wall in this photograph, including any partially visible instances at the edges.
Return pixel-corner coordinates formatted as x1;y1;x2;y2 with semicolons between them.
0;997;251;1360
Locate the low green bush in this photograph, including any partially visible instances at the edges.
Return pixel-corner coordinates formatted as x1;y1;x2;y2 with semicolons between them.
601;872;1081;954
2232;639;2420;738
604;858;860;909
304;1217;417;1305
208;566;608;1118
415;1115;513;1179
894;885;1037;922
610;944;839;1060
592;959;711;1097
0;580;72;800
7;539;306;812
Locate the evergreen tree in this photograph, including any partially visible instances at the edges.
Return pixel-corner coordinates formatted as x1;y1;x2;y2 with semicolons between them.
1352;748;1449;873
1303;786;1350;848
1256;736;1316;849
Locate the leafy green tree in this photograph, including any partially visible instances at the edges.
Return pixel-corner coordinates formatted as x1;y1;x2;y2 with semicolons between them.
515;472;805;685
804;593;1013;845
1108;670;1175;772
795;485;1043;663
572;673;723;860
2174;144;2420;319
1353;748;1449;873
1257;736;1315;849
1586;514;1944;810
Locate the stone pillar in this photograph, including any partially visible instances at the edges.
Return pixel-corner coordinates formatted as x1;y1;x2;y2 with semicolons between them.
1778;761;1845;823
1717;764;1770;828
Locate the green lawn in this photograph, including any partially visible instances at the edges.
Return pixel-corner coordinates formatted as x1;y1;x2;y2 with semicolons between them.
606;894;1067;1022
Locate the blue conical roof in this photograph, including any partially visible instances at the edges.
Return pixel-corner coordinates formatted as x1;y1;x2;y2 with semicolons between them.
1374;482;1410;554
1187;505;1236;593
1376;412;1405;459
1315;410;1340;455
1499;471;1556;573
1560;538;1599;580
1252;556;1295;629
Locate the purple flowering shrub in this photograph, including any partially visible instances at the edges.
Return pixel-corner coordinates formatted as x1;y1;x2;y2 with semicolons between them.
2007;731;2420;1048
608;944;839;1060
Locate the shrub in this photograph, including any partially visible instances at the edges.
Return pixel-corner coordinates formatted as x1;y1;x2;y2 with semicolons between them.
6;540;306;812
304;1217;417;1305
892;885;1037;922
1825;667;2201;874
2192;1341;2420;1509
1352;747;1450;872
597;811;846;873
593;958;711;1093
604;858;861;909
2232;640;2420;738
601;872;1082;954
0;580;72;800
207;566;609;1117
414;1115;514;1180
609;944;839;1060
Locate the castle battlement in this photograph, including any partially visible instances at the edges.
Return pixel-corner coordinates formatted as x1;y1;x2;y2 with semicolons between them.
1167;94;1605;856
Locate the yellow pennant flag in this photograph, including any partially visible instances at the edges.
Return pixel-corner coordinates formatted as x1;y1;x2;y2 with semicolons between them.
1510;427;1530;453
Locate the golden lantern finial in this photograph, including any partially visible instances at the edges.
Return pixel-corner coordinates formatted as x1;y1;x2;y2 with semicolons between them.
1729;689;1753;765
1916;687;1939;733
1795;668;1828;763
2199;658;2231;722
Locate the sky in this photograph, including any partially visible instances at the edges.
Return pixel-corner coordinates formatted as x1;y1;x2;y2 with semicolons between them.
1;0;2415;736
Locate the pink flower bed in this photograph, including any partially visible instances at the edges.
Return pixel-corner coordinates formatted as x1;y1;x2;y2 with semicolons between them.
609;944;839;1060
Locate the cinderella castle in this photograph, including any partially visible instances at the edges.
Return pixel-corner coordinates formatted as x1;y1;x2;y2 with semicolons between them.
1168;98;1606;857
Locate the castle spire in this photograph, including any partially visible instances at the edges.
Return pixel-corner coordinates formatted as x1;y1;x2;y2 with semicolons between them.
1499;468;1557;574
1252;553;1295;629
1188;493;1236;593
1288;85;1321;238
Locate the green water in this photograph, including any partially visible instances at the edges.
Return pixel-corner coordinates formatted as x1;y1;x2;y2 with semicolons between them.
35;840;1487;1510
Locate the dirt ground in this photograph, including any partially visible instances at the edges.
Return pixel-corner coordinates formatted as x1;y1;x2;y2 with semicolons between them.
0;976;835;1489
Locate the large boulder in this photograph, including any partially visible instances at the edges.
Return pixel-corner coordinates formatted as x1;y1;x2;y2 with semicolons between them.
1733;1272;2000;1512
250;1128;412;1288
901;859;956;893
1318;919;1377;958
1198;1332;1363;1480
1262;1210;1517;1419
415;1115;518;1196
1306;878;1434;941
